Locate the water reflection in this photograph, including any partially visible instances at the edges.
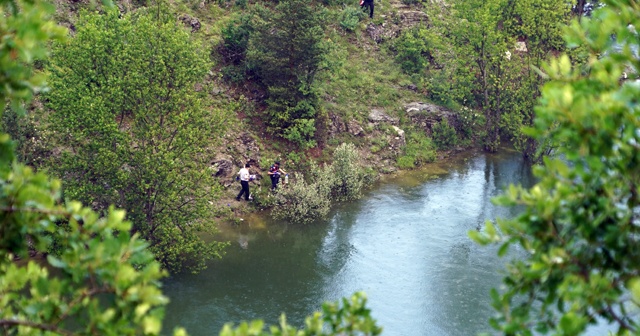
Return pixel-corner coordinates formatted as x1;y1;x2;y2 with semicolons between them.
162;150;537;336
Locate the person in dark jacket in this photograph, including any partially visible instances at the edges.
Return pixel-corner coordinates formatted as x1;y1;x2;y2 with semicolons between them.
361;0;374;19
268;161;287;191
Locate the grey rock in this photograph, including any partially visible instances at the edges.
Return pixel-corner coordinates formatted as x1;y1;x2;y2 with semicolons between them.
179;14;201;32
368;108;398;124
347;120;365;136
211;159;234;177
404;102;448;116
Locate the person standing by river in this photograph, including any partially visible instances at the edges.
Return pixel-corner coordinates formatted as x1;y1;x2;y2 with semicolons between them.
236;163;251;201
268;161;287;191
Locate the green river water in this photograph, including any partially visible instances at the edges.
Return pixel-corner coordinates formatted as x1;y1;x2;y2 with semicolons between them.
161;150;609;336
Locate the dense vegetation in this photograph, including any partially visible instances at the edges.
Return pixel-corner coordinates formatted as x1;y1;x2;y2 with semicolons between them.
45;8;228;274
472;0;640;333
0;0;380;334
2;0;639;334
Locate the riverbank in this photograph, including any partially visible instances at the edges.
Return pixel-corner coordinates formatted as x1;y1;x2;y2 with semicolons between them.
215;144;487;225
163;149;533;335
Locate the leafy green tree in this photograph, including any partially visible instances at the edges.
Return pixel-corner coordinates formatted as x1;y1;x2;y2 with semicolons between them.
0;0;183;334
425;0;570;153
45;9;227;274
498;0;572;160
471;1;640;334
247;0;329;148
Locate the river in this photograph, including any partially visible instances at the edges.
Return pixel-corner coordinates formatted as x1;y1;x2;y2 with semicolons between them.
162;150;536;335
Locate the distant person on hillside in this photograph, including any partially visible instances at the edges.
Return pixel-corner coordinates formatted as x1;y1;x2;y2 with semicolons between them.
361;0;374;19
236;163;251;201
268;161;287;191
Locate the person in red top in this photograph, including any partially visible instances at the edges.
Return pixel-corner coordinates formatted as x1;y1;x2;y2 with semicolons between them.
268;161;287;191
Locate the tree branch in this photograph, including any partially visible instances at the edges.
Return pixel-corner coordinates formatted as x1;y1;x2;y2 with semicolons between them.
0;319;73;336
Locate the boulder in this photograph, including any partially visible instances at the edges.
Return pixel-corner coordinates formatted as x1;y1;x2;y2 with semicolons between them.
392;126;405;141
515;41;528;53
404;102;458;132
347;120;365;136
211;158;234;178
328;112;346;137
404;102;449;116
368;108;398;124
179;14;201;33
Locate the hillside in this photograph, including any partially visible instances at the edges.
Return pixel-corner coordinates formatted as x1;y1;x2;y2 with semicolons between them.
20;0;490;221
170;0;467;212
3;0;580;272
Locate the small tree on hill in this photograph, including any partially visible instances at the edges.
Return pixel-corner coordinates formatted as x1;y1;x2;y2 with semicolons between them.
247;0;329;149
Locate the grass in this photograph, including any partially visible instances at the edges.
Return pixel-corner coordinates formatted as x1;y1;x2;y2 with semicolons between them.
318;24;424;124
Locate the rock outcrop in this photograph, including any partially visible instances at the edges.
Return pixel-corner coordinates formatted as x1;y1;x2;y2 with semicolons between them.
367;0;429;43
404;102;459;133
368;108;398;124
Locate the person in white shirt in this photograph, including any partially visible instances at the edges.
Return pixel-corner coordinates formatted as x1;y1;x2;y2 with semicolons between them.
236;163;251;201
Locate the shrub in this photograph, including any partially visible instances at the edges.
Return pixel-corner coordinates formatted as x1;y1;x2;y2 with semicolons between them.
331;143;367;201
340;6;365;32
458;105;486;140
219;13;253;66
394;26;432;74
396;155;416;169
403;130;436;165
269;143;371;223
432;118;458;149
271;172;332;224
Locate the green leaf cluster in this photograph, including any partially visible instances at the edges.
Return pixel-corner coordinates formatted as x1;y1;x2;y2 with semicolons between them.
397;130;435;169
219;292;382;336
44;9;227;274
472;0;640;333
393;25;433;75
0;2;184;334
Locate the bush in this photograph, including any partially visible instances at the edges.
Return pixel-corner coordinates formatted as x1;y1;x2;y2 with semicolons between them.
394;26;432;74
331;143;367;201
340;6;365;32
271;171;332;224
320;0;351;5
269;143;371;223
219;13;253;66
458;105;486;141
402;130;436;166
396;155;416;169
0;108;51;168
432;118;458;149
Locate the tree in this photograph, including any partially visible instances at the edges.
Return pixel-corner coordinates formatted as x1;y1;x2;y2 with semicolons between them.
0;0;184;334
471;1;640;334
247;0;329;148
45;9;227;274
425;0;570;153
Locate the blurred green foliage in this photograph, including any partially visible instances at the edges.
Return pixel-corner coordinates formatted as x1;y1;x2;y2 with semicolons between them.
471;1;640;334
